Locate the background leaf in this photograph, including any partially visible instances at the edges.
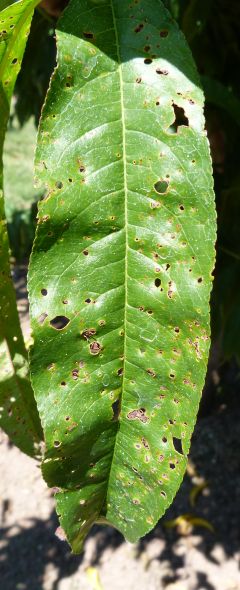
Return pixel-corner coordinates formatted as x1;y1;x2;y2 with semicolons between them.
29;0;216;550
0;0;42;456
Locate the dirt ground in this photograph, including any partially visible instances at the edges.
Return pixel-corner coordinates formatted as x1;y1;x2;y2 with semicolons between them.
0;266;240;590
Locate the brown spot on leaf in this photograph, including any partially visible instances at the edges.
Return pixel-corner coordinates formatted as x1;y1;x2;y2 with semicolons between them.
127;408;148;423
90;341;101;355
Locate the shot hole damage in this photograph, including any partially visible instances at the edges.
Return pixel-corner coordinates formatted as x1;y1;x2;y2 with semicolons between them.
172;437;184;455
169;104;189;133
112;399;120;421
82;328;96;340
50;316;70;330
89;341;101;355
144;58;152;64
154;180;169;194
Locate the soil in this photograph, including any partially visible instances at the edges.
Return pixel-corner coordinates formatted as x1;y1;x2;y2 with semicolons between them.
0;265;239;590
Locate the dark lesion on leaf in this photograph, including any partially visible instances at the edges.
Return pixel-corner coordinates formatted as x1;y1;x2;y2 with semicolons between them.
89;341;102;355
127;408;149;423
38;312;48;325
134;23;144;33
81;328;96;340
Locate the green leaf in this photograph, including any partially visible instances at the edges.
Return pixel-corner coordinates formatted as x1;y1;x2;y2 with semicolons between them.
0;0;42;456
29;0;216;550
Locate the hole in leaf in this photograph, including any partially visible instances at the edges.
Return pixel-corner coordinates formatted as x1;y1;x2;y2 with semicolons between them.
54;440;61;447
55;181;63;189
169;104;189;133
154;180;169;194
112;399;120;421
50;316;70;330
173;437;184;455
41;289;48;296
155;278;161;288
144;58;152;64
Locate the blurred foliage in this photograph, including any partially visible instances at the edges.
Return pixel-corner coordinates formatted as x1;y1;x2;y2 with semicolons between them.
163;0;240;361
8;0;240;360
14;8;56;126
3;118;43;260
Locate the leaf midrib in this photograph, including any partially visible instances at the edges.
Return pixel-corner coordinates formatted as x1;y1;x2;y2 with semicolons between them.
104;0;128;510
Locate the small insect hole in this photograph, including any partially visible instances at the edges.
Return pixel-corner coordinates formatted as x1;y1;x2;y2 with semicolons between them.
41;289;48;296
155;278;161;288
